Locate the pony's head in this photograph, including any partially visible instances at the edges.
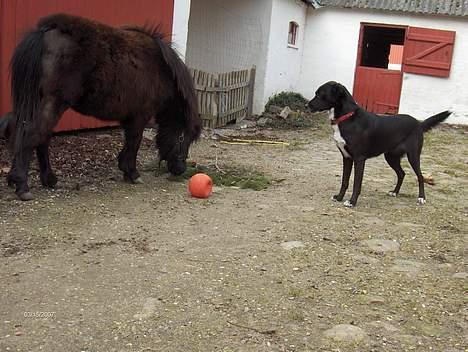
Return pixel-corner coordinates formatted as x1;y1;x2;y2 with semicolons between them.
157;120;201;175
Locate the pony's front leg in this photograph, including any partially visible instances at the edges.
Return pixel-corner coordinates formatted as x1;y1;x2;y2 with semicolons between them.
118;119;147;184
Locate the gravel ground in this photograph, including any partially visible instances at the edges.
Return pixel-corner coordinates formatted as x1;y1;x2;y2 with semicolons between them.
0;119;467;352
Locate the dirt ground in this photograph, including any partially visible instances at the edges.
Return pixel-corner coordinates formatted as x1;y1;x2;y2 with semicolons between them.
0;117;467;352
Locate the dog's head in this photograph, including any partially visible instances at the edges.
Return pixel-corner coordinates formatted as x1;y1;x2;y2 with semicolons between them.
307;81;349;112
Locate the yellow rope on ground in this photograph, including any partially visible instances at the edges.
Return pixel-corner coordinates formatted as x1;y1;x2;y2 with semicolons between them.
221;138;289;146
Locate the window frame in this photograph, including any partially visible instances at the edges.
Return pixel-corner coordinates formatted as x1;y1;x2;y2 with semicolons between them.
288;21;299;48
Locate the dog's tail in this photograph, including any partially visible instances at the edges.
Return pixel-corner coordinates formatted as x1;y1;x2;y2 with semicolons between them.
420;110;452;133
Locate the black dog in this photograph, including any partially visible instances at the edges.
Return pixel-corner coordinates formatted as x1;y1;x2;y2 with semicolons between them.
307;81;451;207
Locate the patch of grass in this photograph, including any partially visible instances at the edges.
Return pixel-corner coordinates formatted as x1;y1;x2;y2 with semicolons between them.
264;111;330;131
158;163;271;191
287;310;305;322
287;288;304;298
287;139;307;150
265;91;309;112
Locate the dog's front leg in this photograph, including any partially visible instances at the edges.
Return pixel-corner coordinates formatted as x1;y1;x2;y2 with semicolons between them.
345;158;366;207
333;156;353;201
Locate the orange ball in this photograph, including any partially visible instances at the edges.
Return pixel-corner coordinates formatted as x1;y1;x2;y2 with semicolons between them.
188;173;213;198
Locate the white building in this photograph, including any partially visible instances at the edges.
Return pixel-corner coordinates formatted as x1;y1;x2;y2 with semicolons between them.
173;0;468;124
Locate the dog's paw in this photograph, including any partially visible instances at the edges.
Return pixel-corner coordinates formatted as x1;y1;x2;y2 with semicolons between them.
417;197;426;205
388;191;397;197
343;200;354;208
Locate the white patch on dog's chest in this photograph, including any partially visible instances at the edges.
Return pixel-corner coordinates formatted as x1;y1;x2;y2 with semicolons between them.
329;108;351;158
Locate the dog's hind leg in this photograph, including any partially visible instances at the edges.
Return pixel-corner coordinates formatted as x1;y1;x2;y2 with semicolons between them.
407;151;426;205
406;132;426;205
345;158;366;207
384;153;405;197
333;156;352;202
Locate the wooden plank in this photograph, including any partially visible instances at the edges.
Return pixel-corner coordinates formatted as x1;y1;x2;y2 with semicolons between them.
218;104;249;118
247;66;256;118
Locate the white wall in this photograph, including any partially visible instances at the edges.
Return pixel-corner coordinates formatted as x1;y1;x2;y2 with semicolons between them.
172;0;192;60
185;0;273;114
298;8;468;124
263;0;308;107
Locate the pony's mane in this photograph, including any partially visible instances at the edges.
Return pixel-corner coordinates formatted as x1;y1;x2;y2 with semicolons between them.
123;25;201;140
121;24;167;42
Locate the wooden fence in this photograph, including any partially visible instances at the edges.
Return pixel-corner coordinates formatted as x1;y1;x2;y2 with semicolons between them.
190;66;256;128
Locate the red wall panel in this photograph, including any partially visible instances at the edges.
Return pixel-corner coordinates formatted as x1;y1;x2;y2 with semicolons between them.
0;0;175;131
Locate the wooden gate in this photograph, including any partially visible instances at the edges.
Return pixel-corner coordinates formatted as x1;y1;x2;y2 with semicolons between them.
0;0;174;132
191;67;256;128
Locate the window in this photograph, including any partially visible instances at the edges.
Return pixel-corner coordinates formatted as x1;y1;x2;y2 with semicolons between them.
288;21;299;46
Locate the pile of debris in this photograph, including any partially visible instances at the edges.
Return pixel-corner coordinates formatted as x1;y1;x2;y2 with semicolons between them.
255;104;325;129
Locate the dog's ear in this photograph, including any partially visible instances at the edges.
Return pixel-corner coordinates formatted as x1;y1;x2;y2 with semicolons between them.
333;83;346;98
331;83;346;101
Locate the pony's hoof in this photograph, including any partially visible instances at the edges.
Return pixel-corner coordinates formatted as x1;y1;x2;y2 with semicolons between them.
123;175;144;184
41;173;58;188
417;197;426;205
132;177;144;184
388;191;397;197
18;192;34;201
343;200;354;208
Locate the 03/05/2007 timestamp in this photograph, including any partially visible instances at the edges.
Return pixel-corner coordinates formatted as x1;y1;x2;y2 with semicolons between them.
23;311;56;319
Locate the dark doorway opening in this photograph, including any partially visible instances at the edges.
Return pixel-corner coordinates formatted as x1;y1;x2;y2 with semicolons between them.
360;26;405;70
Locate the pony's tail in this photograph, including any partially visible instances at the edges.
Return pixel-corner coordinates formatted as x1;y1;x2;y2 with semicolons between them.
153;35;201;139
420;110;452;133
0;112;13;140
10;28;46;153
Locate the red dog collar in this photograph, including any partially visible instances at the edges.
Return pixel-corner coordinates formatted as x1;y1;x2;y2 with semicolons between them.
332;111;355;125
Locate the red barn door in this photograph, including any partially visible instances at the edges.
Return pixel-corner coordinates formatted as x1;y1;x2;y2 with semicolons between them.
353;23;406;115
0;0;174;131
353;23;456;115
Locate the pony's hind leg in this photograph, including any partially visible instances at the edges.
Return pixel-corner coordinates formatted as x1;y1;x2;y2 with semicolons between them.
10;98;63;200
118;118;148;184
36;139;57;188
9;138;36;201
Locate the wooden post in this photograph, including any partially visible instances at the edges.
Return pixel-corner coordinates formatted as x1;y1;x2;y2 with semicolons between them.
247;65;256;118
210;73;219;128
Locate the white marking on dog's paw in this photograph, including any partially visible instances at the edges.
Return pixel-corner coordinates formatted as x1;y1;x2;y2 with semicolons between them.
417;198;426;205
343;200;354;208
331;196;338;202
388;191;397;197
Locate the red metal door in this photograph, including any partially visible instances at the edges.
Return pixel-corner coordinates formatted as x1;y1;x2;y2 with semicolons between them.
353;67;402;114
0;0;174;131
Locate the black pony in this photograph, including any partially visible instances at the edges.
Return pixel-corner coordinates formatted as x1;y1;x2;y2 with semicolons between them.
8;13;201;201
